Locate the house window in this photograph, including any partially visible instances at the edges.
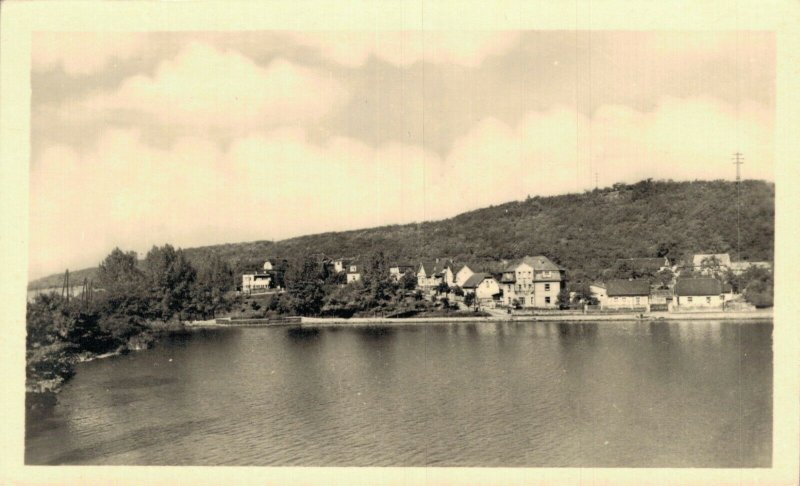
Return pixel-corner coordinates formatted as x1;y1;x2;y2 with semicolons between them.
706;296;711;304
545;297;551;304
545;284;550;291
635;297;640;305
687;297;693;302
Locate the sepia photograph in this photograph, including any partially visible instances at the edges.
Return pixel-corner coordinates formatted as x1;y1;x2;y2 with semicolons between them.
2;1;799;484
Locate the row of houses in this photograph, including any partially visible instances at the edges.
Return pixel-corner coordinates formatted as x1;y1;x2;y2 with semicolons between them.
241;251;770;311
588;252;771;312
590;277;734;312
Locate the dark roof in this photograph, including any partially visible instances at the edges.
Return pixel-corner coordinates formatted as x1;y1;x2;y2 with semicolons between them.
606;279;650;296
503;255;561;272
390;263;415;269
675;278;723;296
347;264;362;273
419;260;451;276
462;273;491;289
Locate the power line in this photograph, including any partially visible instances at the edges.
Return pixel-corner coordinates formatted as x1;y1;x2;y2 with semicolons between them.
733;152;744;262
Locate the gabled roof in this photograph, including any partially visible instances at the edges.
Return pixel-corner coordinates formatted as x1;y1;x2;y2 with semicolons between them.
419;260;452;276
453;263;472;274
503;255;561;272
606;279;650;296
462;273;492;289
675;277;723;296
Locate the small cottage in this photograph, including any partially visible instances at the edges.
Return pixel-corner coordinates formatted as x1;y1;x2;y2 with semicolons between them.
602;279;650;311
346;264;362;283
242;272;271;294
462;273;501;307
674;277;724;309
453;264;475;288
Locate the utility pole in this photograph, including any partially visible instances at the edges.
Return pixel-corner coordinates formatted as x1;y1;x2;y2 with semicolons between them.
732;152;744;262
61;269;70;303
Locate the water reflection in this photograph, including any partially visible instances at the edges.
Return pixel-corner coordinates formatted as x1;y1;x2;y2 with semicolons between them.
26;321;773;467
286;326;320;340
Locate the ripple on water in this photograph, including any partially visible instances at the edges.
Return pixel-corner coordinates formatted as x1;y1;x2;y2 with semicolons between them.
26;322;773;467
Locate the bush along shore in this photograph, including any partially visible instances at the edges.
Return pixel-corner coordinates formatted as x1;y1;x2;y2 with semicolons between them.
25;292;191;418
26;244;239;417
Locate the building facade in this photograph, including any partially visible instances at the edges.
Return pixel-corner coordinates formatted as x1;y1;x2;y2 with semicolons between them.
500;255;564;308
242;272;271;294
674;277;724;309
462;273;501;306
453;264;475;288
601;279;650;310
346;264;362;283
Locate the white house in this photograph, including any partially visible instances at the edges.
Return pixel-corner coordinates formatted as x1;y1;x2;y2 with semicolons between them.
346;263;362;283
692;253;732;274
332;258;352;274
417;260;451;290
389;263;415;281
453;264;475;288
601;279;650;311
242;272;271;294
441;264;455;287
462;273;501;307
674;277;724;310
589;283;607;302
262;260;275;271
500;255;564;308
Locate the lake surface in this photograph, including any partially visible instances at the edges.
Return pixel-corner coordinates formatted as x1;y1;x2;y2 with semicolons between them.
25;321;772;467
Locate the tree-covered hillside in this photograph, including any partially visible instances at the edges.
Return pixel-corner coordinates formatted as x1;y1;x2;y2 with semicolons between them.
30;179;774;289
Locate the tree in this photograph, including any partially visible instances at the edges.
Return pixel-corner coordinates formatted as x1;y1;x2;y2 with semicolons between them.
700;256;724;279
96;248;142;291
435;281;450;296
363;251;395;306
557;288;571;309
191;253;234;318
741;267;773;308
452;286;465;297
283;256;326;316
94;248;149;318
142;244;197;321
654;268;675;289
463;292;476;309
399;270;418;291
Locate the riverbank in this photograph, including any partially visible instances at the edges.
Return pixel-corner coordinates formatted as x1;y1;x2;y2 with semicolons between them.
25;323;189;418
298;309;773;327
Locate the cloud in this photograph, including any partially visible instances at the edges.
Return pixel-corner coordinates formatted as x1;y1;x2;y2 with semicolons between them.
33;32;148;76
69;41;349;129
290;31;521;67
29;96;773;278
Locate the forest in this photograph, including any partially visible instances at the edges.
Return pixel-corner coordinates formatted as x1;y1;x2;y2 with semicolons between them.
28;178;775;292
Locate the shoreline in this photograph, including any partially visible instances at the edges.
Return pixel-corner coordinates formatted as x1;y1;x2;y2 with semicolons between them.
184;309;774;329
298;310;773;327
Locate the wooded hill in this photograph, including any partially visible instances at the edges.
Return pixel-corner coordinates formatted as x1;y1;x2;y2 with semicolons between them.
29;179;774;289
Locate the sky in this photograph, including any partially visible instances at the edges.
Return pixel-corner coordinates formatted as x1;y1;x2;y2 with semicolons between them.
29;31;775;279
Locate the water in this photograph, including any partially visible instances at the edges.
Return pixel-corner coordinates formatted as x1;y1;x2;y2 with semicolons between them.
25;321;772;467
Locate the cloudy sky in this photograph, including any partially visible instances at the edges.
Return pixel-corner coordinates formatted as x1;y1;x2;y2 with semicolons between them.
30;31;774;278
